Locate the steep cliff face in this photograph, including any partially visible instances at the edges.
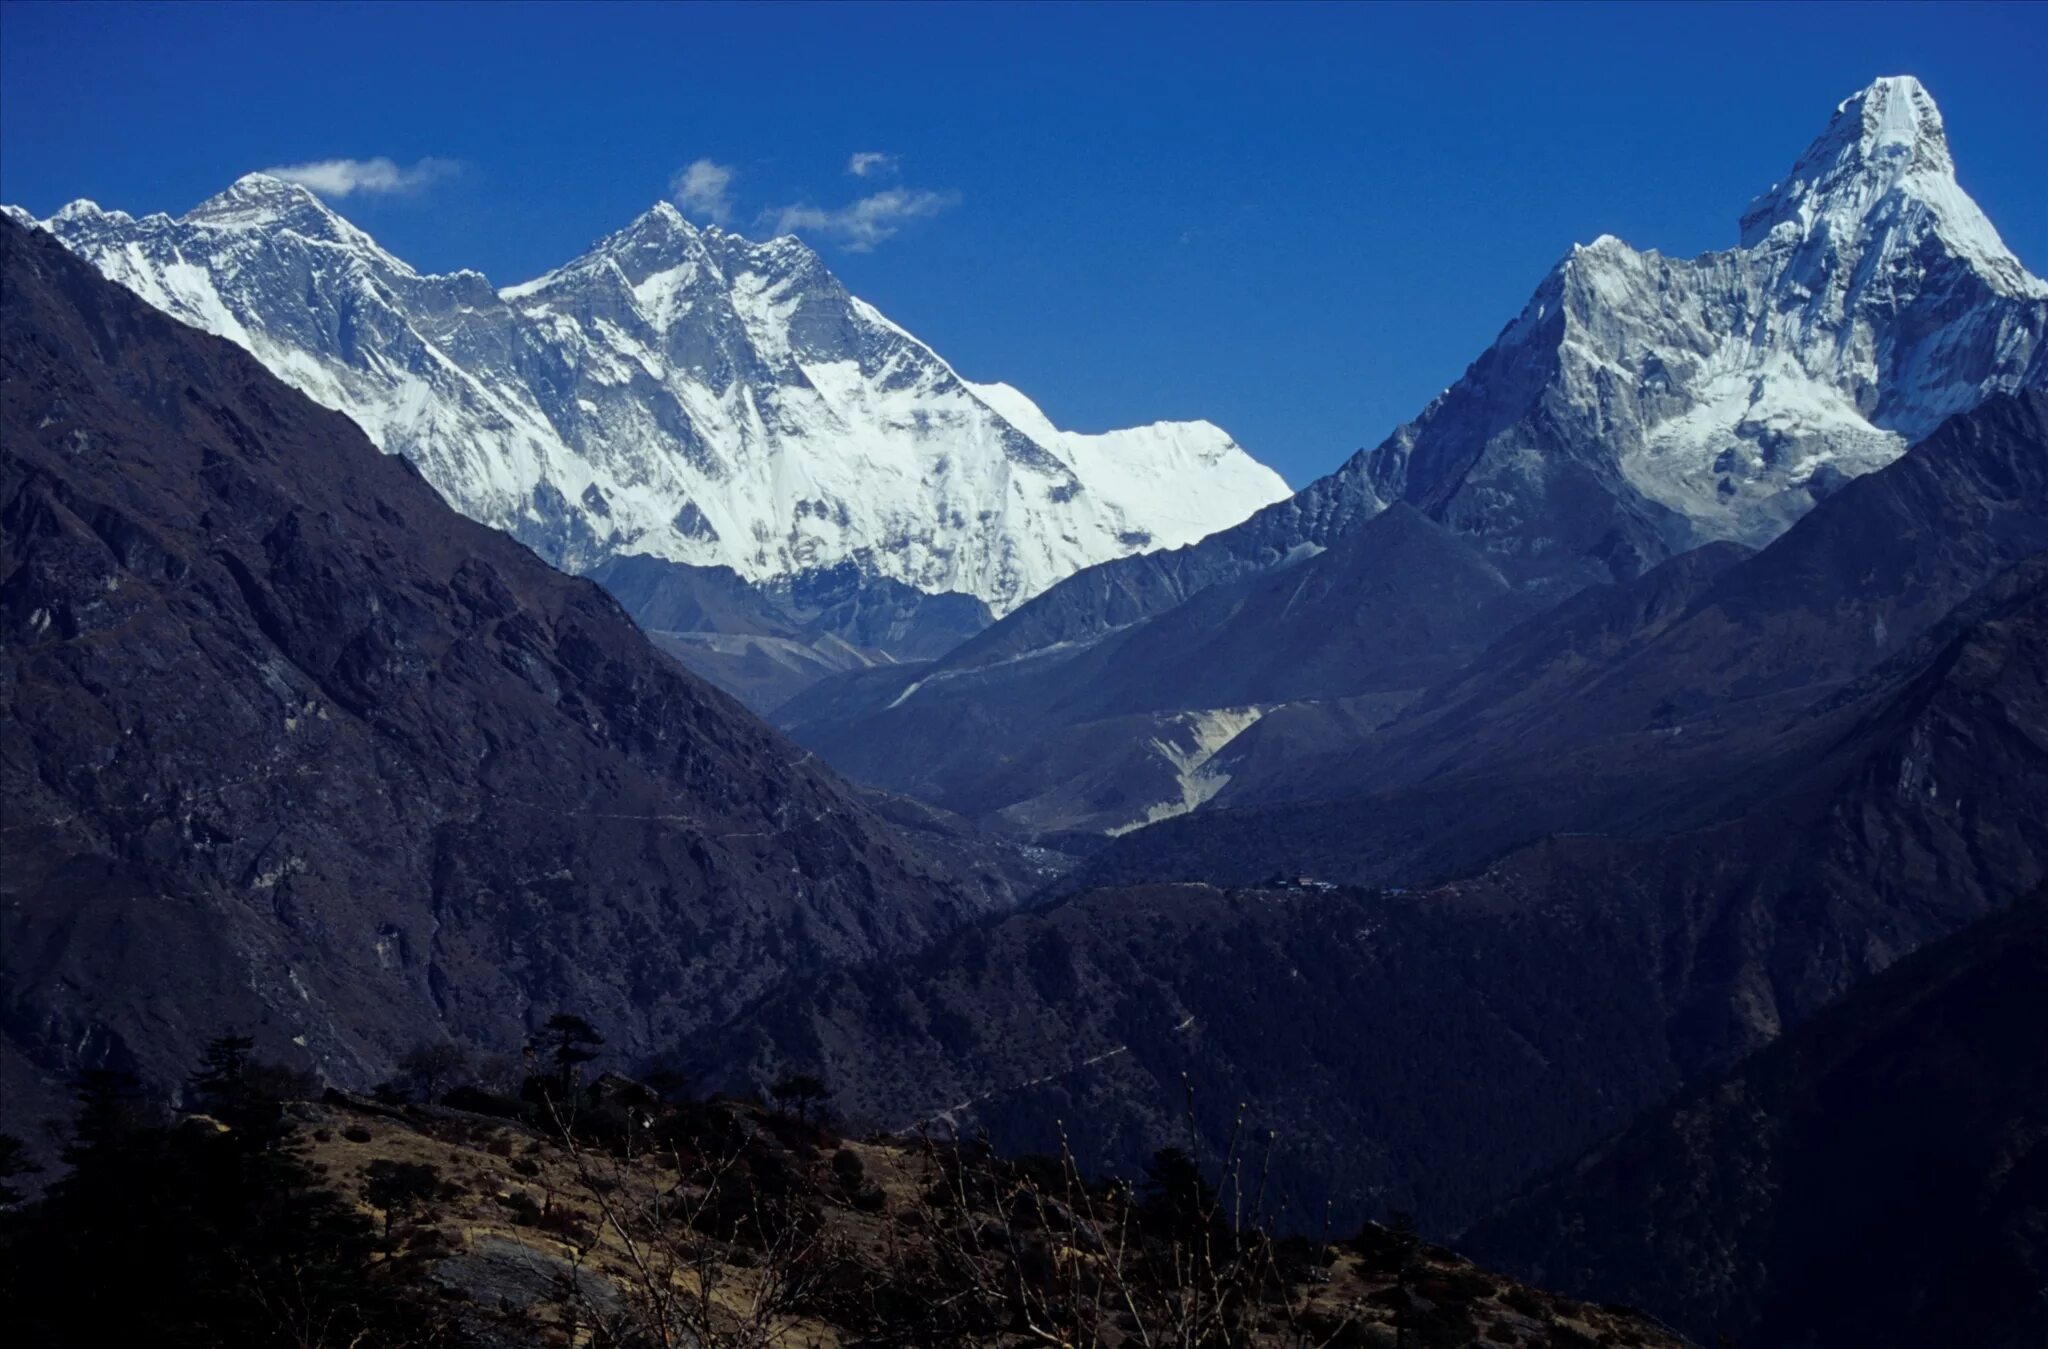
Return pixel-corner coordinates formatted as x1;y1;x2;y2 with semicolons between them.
0;215;997;1113
1202;389;2048;816
15;183;1288;613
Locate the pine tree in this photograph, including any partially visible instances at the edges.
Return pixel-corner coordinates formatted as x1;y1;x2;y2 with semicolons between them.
364;1158;442;1243
190;1033;256;1112
9;1043;451;1347
531;1013;604;1098
1137;1144;1223;1255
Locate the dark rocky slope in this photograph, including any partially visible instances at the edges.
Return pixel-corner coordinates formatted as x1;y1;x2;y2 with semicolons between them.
0;215;994;1122
585;553;808;640
707;547;2048;1236
1467;892;2048;1349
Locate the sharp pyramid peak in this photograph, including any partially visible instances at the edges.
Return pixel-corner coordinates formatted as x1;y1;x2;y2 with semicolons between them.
500;199;721;304
185;173;358;238
178;172;420;281
1740;75;1956;246
545;203;826;287
1812;75;1953;176
233;170;323;194
1737;75;2042;296
577;199;712;262
633;199;699;234
1843;76;1950;163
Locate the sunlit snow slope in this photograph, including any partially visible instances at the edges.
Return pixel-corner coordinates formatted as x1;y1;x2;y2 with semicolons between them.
13;183;1289;613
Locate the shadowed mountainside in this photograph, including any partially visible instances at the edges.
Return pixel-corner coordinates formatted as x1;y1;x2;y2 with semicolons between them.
1085;392;2048;890
0;214;1002;1127
769;78;2048;843
1467;892;2048;1349
704;538;2048;1235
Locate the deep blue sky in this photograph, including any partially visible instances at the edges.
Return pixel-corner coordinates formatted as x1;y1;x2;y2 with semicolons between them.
4;2;2043;486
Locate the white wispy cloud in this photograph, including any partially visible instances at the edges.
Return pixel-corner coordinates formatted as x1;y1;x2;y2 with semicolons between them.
846;151;898;178
262;156;457;198
772;187;959;252
671;158;737;224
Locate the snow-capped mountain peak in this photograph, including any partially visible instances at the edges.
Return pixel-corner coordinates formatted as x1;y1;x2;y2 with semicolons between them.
503;200;717;300
1741;75;2043;299
1359;75;2045;580
187;171;329;223
1744;74;1954;233
20;185;1290;613
183;172;414;268
50;197;119;225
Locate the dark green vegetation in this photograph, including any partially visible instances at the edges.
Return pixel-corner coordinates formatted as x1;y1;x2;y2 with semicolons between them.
2;1041;457;1348
702;879;1692;1233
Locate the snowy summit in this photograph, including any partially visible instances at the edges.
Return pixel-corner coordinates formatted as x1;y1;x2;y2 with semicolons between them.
1362;75;2047;564
22;179;1290;613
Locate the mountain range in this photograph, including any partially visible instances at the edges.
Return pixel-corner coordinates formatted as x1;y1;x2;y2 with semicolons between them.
698;390;2048;1239
10;180;1288;617
1091;387;2048;882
